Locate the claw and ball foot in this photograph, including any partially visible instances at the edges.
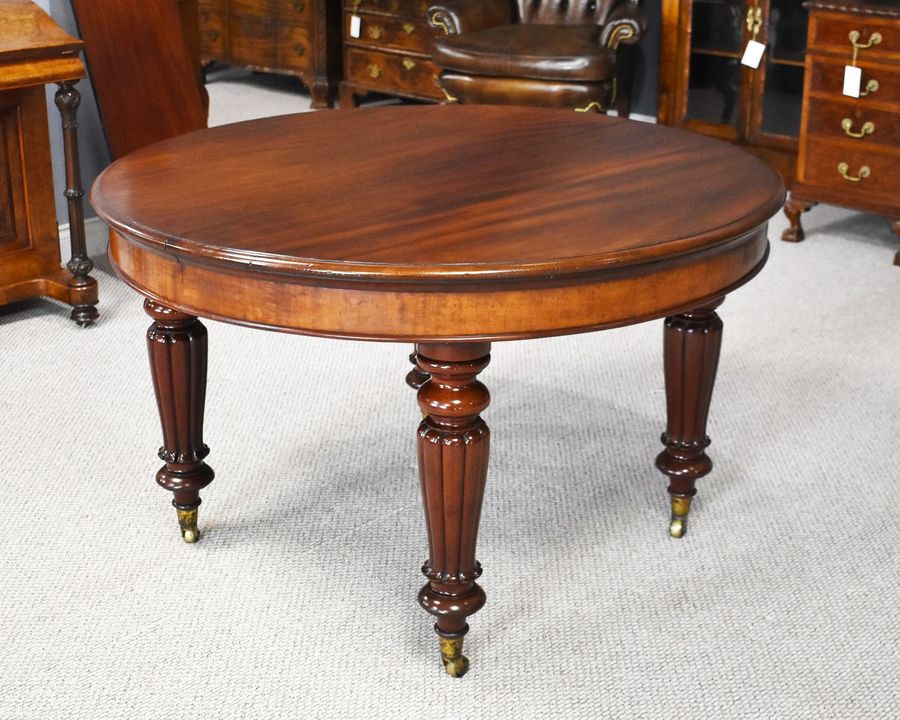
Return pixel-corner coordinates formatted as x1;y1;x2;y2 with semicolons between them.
177;506;200;543
439;636;469;678
668;494;693;539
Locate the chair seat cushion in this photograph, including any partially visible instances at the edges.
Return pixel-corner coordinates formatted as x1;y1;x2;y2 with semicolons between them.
432;24;615;82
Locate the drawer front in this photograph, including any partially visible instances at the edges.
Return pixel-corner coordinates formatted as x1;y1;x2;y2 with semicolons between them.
273;0;313;25
229;14;277;67
807;56;900;109
199;8;226;56
277;25;312;71
345;0;432;20
344;12;431;53
809;11;900;63
807;97;900;148
231;0;274;15
800;136;900;200
345;47;442;98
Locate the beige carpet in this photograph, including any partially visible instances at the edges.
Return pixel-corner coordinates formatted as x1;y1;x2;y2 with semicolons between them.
0;70;897;719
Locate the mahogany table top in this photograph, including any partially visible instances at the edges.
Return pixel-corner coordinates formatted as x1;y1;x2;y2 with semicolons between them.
92;106;784;341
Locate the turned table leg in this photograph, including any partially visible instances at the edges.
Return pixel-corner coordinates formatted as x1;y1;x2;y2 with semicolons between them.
54;81;98;326
781;196;816;243
415;342;491;677
406;346;429;390
145;299;214;543
655;300;723;538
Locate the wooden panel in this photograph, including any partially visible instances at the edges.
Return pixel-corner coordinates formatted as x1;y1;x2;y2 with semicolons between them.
273;0;313;25
345;46;442;98
277;25;312;71
228;14;277;68
345;0;432;19
809;10;900;61
71;0;207;160
800;135;900;200
343;11;431;54
807;56;900;110
806;96;900;147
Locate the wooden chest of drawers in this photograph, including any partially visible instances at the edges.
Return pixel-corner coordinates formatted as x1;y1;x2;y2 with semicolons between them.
199;0;341;108
339;0;444;105
785;0;900;265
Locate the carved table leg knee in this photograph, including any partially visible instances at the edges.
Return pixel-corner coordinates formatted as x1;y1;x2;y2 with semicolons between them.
781;196;816;243
655;300;723;538
145;299;214;543
55;81;98;326
415;342;491;677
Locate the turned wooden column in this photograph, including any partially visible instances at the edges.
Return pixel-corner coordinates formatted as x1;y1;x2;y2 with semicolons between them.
415;342;491;677
145;299;214;543
54;81;99;326
406;347;429;390
655;300;723;538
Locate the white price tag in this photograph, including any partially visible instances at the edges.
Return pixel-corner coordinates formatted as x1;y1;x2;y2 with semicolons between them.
350;14;361;38
843;65;862;97
741;40;766;69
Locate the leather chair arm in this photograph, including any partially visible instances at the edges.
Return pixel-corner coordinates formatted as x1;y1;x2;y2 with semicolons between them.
599;2;646;49
426;0;512;36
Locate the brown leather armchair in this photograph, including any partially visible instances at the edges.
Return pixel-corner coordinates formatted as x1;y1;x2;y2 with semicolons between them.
426;0;645;117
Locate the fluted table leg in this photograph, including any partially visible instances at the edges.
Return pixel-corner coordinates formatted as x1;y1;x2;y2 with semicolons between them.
145;299;214;543
415;342;491;677
655;300;724;538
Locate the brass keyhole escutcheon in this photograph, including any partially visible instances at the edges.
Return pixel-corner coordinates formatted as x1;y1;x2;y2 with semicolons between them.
368;25;384;39
402;59;416;70
402;23;415;35
368;64;382;78
841;118;874;138
293;43;305;56
837;162;870;182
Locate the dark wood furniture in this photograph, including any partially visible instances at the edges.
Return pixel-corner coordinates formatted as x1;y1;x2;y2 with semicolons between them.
90;106;784;678
340;0;445;105
785;0;899;264
198;0;342;108
426;0;644;116
658;0;810;182
71;0;208;161
0;0;97;324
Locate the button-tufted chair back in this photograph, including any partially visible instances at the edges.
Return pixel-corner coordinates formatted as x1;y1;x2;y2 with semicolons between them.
515;0;627;25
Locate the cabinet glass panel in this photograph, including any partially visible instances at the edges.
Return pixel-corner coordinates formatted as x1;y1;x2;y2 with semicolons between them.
768;0;808;64
687;53;742;126
690;0;745;54
759;0;808;137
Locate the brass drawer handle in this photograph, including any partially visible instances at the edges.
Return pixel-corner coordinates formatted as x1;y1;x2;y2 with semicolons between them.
293;0;305;11
860;79;879;96
368;63;382;78
368;25;384;40
849;30;882;51
745;6;763;40
402;58;416;70
402;23;415;35
837;162;870;182
841;118;874;138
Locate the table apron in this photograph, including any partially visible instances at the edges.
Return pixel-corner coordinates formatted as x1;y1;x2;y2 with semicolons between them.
108;227;769;342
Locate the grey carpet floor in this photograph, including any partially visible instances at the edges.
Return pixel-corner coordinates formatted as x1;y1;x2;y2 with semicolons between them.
0;71;898;719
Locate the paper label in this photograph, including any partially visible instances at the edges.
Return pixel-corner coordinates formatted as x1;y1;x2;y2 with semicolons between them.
741;40;766;69
843;65;862;98
350;14;361;38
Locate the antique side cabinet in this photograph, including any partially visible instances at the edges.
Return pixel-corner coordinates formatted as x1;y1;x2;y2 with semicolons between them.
658;0;809;182
198;0;342;108
0;0;97;324
785;0;899;263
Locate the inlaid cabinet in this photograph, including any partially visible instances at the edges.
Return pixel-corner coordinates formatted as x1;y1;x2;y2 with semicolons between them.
658;0;810;181
198;0;342;107
785;0;899;264
339;0;444;106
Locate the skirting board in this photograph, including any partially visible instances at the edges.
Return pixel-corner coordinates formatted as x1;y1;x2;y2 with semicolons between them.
58;216;108;263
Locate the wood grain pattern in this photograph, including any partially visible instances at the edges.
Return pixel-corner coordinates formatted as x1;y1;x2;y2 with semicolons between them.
0;0;82;63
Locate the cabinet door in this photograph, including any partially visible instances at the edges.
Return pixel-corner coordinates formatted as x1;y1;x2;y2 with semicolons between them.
746;0;808;149
678;0;750;141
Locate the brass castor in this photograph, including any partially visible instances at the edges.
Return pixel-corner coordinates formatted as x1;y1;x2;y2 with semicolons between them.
176;507;200;543
669;494;693;539
438;636;469;678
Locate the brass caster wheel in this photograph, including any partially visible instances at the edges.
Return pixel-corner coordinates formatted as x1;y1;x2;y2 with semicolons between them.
668;494;692;539
176;507;200;544
439;636;469;678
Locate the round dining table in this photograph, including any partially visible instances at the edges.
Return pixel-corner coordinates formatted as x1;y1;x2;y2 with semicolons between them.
91;105;784;677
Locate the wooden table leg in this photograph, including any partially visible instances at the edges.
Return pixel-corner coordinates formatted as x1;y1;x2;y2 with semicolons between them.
54;81;99;326
781;196;816;243
145;299;214;543
655;300;723;538
405;346;429;390
415;342;491;677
